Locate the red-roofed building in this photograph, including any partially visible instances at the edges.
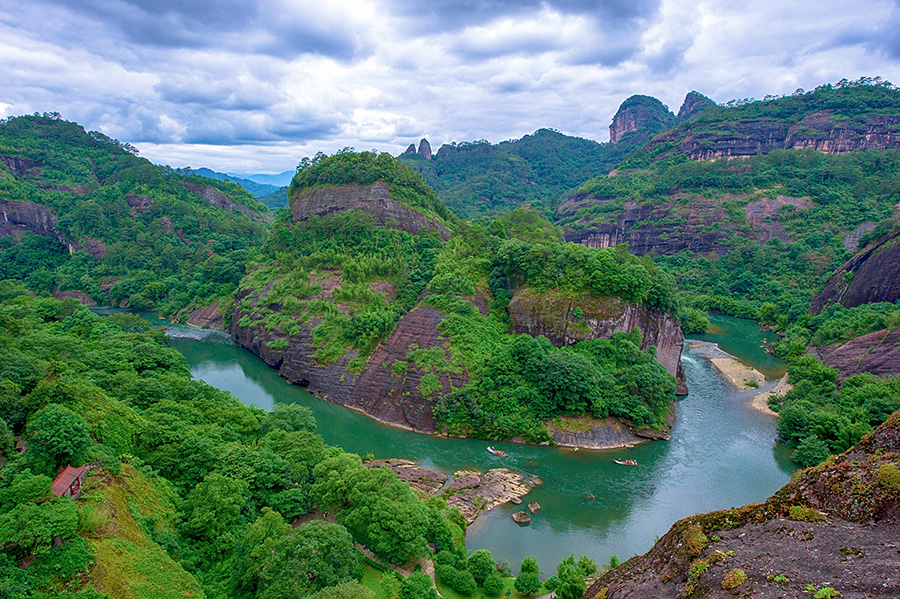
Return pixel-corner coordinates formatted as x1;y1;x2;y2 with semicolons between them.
51;464;94;499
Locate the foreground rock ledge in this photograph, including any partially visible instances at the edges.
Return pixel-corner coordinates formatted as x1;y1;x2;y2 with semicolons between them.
583;410;900;599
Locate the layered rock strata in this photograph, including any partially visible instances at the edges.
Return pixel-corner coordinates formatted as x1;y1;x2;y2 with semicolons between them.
291;182;448;240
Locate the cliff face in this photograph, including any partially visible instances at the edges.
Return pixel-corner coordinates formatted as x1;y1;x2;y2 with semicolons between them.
0;198;66;244
559;192;810;256
230;288;467;432
815;327;900;381
508;288;687;394
810;229;900;313
584;410;900;599
290;181;449;240
609;95;676;144
656;112;900;160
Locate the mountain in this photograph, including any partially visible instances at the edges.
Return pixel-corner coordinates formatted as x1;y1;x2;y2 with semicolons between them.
237;170;295;187
397;126;661;219
188;167;280;197
229;151;686;445
585;408;900;598
0;114;272;321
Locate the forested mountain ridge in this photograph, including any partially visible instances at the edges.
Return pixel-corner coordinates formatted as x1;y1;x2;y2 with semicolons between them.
0;114;272;322
229;152;686;445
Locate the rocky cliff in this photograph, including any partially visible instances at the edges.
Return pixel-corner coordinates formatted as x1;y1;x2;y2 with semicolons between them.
183;182;273;222
230;288;466;432
584;409;900;599
0;198;67;244
676;91;716;122
290;181;449;240
810;229;900;313
508;288;687;394
814;327;900;381
609;95;676;144
655;111;900;160
559;192;810;257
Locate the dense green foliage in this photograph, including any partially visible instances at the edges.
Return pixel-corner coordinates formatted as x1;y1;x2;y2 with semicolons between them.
0;114;271;319
399;129;614;219
0;294;459;597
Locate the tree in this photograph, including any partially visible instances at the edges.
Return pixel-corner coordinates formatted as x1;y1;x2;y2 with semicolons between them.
400;571;438;599
514;557;541;596
181;472;249;545
793;435;831;467
256;521;361;599
231;508;292;594
483;573;504;596
467;548;495;584
27;404;92;472
556;555;586;599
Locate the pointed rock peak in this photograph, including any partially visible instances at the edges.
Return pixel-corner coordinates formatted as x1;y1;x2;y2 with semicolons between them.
609;95;675;144
677;91;716;122
404;143;417;154
418;138;432;160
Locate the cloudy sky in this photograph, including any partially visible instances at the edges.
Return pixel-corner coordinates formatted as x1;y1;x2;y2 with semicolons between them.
2;0;899;175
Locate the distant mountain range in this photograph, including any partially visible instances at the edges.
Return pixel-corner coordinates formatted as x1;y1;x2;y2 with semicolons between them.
188;167;290;210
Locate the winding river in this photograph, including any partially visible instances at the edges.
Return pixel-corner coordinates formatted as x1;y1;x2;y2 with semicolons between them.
135;311;797;572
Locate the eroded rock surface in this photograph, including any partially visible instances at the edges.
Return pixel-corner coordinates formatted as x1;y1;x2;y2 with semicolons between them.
184;182;272;221
291;182;448;240
814;327;900;381
583;411;900;599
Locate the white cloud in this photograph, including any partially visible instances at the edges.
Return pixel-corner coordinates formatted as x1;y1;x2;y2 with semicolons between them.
1;0;899;172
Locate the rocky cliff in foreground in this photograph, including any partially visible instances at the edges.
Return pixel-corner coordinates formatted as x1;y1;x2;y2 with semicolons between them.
583;410;900;599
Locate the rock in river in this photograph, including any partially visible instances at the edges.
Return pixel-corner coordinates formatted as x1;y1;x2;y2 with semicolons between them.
512;511;532;525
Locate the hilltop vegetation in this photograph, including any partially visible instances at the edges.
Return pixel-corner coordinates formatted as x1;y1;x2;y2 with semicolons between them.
0;114;271;320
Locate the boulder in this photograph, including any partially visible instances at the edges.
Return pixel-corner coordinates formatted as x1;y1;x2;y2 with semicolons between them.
512;511;531;525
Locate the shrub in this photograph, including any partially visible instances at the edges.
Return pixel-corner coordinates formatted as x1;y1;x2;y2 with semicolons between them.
788;505;824;522
721;568;746;590
684;523;708;557
877;463;900;495
483;573;504;597
453;570;477;596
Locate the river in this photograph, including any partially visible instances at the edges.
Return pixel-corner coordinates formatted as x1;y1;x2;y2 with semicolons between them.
134;311;796;572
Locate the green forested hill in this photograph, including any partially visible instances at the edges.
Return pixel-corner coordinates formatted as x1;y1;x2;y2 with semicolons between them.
398;128;642;219
0;114;272;319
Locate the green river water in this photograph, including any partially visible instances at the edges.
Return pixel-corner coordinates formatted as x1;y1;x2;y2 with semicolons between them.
133;310;797;572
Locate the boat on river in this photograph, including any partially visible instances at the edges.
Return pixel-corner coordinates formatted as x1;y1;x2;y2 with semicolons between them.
487;446;507;457
614;459;638;466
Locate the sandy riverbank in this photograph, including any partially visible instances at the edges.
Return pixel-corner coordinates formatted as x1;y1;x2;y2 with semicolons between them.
748;374;791;417
688;341;766;390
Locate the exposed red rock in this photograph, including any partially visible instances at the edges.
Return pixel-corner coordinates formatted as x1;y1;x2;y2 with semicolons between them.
290;181;448;240
230;289;467;432
0;198;66;245
186;300;224;329
52;290;97;306
583;411;900;599
126;193;153;213
609;95;675;144
417;138;432;160
183;181;272;222
810;229;900;313
814;328;900;381
676;91;716;122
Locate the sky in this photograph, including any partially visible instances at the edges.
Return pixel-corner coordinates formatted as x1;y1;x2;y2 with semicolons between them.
2;0;900;176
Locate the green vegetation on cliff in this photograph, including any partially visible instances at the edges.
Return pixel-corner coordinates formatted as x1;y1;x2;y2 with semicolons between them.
0;114;271;319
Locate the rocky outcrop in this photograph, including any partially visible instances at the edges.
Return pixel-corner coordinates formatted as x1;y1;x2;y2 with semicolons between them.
547;416;647;449
814;328;900;381
290;182;448;240
183;182;272;222
1;155;42;177
52;290;97;306
656;112;900;160
363;459;535;524
508;288;687;394
126;193;153;214
609;95;675;144
810;229;900;313
230;289;466;432
583;410;900;599
676;91;716;122
0;198;67;245
404;143;416;154
559;193;811;257
186;300;225;329
418;139;432;160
